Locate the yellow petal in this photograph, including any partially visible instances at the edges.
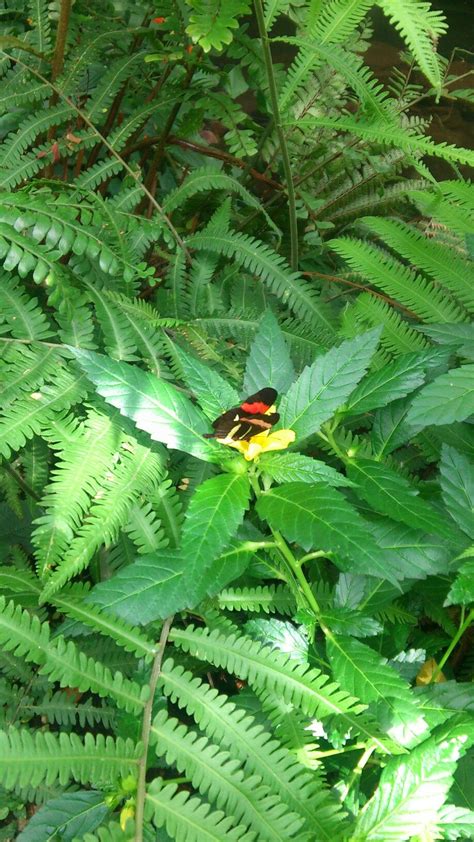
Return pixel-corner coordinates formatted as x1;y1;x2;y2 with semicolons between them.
217;428;295;461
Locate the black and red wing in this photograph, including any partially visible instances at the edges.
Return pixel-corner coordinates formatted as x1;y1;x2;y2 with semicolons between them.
203;387;279;441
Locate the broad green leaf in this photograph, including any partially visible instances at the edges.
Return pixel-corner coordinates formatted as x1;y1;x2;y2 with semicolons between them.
407;365;474;427
371;396;422;457
243;310;295;395
436;804;474;840
445;557;474;606
418;323;474;358
88;549;188;623
452;750;474;811
183;473;251;603
260;451;353;487
342;351;428;416
440;446;474;539
354;717;474;840
327;635;428;747
256;482;399;583
70;348;220;462
205;541;254;597
170;342;239;422
347;459;457;539
17;790;108;842
366;519;451;581
279;328;382;442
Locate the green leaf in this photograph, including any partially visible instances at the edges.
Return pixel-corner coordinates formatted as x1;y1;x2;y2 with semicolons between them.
342;352;429;416
445;557;474;606
371;396;422;457
88;550;188;624
354;717;474;840
186;0;251;52
243;310;295;395
17;790;109;842
260;451;353;487
366;519;451;581
327;635;427;747
407;365;474;427
70;348;220;462
347;459;457;539
183;473;251;604
171;342;239;422
440;446;474;539
256;482;399;583
279;328;382;442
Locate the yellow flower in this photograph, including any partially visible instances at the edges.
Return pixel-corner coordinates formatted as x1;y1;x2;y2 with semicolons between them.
218;428;295;461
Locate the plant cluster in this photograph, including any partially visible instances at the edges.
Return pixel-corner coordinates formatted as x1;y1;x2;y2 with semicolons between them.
0;0;473;839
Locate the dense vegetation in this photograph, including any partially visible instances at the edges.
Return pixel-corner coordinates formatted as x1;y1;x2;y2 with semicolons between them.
0;0;473;839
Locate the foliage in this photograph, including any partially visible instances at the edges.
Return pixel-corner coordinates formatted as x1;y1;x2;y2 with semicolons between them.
0;0;473;839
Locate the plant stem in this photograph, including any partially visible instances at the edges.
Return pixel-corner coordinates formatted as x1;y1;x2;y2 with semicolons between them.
432;609;474;682
272;529;321;616
253;0;298;271
134;615;174;842
2;461;41;502
341;744;377;802
50;0;72;86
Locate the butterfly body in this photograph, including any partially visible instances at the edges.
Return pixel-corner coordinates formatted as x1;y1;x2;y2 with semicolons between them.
204;387;279;442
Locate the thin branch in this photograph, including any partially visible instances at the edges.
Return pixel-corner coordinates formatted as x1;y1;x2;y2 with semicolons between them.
254;0;298;270
134;614;174;842
302;271;421;319
0;51;190;261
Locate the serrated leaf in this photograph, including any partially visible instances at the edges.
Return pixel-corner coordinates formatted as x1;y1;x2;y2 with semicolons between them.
371;396;422;457
171;342;239;422
407;365;474;427
183;473;251;603
343;351;429;416
260;451;353;487
70;348;220;462
440;446;474;539
256;482;399;583
17;790;108;841
354;717;474;840
88;549;188;623
445;557;474;606
366;518;450;581
347;459;457;539
243;310;295;395
279;328;382;442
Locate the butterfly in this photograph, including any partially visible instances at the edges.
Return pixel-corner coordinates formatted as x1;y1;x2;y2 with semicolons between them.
203;387;279;442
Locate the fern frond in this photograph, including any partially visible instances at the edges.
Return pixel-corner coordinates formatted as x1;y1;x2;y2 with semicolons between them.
84;282;138;361
348;293;429;356
0;366;86;459
158;658;348;839
217;586;296;615
146;777;255;842
0;344;60;407
331;236;465;322
362;216;474;313
0;104;73;169
51;584;156;661
378;0;447;89
187;229;336;336
33;410;119;574
293;116;474;167
170;626;392;751
308;0;373;45
124;501;168;554
18;689;116;729
0;728;139;790
39;443;164;601
0;274;53;341
0;597;147;714
99;291;170;375
151;711;303;840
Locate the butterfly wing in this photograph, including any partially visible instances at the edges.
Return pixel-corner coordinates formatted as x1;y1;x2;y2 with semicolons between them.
204;388;279;441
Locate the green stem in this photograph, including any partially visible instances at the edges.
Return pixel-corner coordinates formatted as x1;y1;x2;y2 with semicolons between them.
431;608;474;682
253;0;298;271
272;529;321;616
134;615;174;842
340;743;377;803
297;550;327;566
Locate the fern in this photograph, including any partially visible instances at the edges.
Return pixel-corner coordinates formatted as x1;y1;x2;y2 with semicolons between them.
0;728;139;790
151;710;303;840
217;585;296;615
378;0;447;90
188;229;336;336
